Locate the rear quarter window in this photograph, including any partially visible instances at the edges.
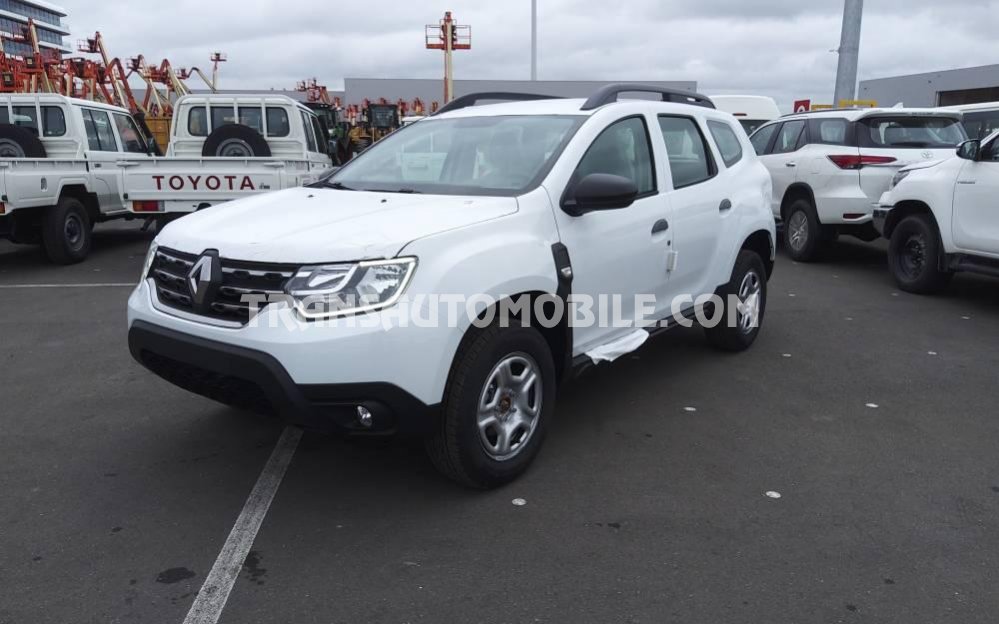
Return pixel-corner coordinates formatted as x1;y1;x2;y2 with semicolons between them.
707;120;744;168
266;108;290;137
807;118;852;146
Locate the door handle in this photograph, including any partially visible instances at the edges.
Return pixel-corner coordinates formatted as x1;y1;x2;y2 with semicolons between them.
719;199;733;212
651;219;669;235
785;162;797;168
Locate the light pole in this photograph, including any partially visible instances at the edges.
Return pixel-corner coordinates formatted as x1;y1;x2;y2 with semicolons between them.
833;0;864;106
531;0;538;80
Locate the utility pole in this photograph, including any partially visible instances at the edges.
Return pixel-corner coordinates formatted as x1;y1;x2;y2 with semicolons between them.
833;0;863;106
531;0;538;80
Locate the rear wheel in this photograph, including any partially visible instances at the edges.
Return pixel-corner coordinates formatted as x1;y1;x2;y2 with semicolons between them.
42;197;91;264
704;250;768;352
783;199;824;262
426;321;556;489
888;214;952;294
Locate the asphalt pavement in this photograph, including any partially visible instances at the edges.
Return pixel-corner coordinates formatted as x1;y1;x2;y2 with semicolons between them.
2;222;998;624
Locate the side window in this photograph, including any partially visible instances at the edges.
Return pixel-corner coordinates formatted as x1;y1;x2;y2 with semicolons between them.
707;120;744;168
82;109;117;151
188;106;208;137
41;107;66;137
11;106;38;135
773;120;806;154
749;123;778;155
113;113;147;153
658;115;715;189
211;107;235;130
310;115;328;154
574;116;655;195
0;106;8;125
808;118;850;146
300;111;318;152
266;108;290;137
984;136;999;162
237;106;263;133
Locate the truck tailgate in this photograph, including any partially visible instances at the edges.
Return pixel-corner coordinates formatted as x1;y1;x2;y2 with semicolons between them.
120;157;319;211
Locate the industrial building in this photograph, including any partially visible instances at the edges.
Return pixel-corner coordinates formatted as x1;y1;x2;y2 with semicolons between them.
859;63;999;108
0;0;70;57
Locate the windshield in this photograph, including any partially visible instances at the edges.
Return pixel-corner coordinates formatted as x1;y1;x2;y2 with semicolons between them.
329;115;584;196
737;119;768;135
962;110;999;140
860;116;968;149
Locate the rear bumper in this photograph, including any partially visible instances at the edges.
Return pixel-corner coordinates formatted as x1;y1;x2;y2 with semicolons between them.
128;320;439;435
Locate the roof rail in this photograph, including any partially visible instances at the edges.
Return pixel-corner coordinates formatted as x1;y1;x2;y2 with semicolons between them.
434;92;562;116
780;107;873;117
580;83;715;111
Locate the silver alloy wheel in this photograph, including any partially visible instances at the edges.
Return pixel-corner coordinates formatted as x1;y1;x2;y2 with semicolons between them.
788;211;809;252
736;270;762;334
477;352;543;462
217;138;253;157
0;138;25;158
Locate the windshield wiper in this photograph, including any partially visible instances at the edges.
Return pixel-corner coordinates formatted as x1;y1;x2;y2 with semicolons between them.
311;180;355;190
368;188;423;194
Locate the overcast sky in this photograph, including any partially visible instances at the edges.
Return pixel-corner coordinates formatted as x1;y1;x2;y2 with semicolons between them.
57;0;999;111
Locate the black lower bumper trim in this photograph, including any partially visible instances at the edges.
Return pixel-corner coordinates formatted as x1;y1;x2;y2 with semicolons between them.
128;320;439;435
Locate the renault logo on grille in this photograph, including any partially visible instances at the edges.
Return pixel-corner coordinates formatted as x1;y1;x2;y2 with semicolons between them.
188;250;222;310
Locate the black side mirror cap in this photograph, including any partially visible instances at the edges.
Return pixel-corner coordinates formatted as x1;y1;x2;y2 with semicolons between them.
957;139;981;161
562;173;639;216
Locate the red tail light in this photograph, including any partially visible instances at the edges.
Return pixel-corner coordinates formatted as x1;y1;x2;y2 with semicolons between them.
132;200;162;213
828;155;897;170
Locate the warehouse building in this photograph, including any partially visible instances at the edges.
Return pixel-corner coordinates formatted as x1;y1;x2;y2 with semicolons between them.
0;0;71;57
858;64;999;108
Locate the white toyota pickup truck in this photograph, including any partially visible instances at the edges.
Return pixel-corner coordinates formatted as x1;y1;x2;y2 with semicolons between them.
119;94;333;220
0;94;156;263
874;131;999;293
128;85;776;487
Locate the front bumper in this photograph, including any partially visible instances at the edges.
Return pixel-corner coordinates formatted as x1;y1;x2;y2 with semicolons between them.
128;320;439;435
872;201;893;237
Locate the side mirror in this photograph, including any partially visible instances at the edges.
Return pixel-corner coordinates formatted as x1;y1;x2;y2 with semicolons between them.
957;139;981;161
562;173;639;216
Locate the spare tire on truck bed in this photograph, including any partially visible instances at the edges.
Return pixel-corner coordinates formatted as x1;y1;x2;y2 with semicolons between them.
0;124;46;158
202;124;271;157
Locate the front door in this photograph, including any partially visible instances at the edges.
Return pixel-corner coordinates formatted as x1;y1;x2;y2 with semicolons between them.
761;120;806;216
953;135;999;255
552;115;672;355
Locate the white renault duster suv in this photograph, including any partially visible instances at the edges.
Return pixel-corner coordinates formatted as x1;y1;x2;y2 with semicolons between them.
128;85;776;488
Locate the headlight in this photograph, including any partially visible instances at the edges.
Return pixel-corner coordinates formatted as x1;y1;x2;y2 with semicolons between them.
891;169;911;189
285;257;417;319
140;242;158;281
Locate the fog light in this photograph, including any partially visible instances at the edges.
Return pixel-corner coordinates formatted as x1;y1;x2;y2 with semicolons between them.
356;405;373;428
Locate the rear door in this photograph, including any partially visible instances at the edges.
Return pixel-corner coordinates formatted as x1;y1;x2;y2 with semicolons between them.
952;134;999;256
765;120;806;215
856;115;967;203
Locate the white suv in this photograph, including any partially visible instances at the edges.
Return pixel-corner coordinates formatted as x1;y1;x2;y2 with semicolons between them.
127;85;776;488
749;108;967;261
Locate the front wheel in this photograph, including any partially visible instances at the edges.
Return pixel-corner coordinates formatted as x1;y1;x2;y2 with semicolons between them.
888;214;952;294
426;322;556;489
704;250;768;352
42;197;91;264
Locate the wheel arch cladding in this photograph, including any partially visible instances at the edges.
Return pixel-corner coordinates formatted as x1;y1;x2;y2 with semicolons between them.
780;183;815;221
741;230;775;279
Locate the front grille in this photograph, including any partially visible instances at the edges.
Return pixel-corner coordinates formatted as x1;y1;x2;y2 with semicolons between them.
138;350;274;415
150;247;299;324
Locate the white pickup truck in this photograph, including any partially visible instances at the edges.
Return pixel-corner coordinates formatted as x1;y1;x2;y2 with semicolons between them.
119;94;333;219
0;94;156;263
874;131;999;293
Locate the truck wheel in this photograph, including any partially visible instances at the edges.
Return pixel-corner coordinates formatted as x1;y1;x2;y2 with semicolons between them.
888;214;953;294
202;124;271;158
42;197;91;264
0;124;46;158
427;321;556;489
783;199;823;262
704;250;768;352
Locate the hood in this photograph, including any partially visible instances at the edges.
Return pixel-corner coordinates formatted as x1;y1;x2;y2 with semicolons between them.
155;186;518;263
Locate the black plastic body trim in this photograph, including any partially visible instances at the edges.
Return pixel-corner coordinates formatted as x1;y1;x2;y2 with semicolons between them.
128;320;439;436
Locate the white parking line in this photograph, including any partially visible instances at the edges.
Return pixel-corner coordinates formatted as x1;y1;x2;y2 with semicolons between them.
0;283;136;289
182;426;303;624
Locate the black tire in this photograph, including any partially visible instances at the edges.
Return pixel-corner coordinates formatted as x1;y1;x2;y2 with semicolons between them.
152;213;184;234
783;198;824;262
704;250;768;352
888;214;953;294
426;321;557;489
0;124;46;158
202;124;271;158
42;197;91;264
